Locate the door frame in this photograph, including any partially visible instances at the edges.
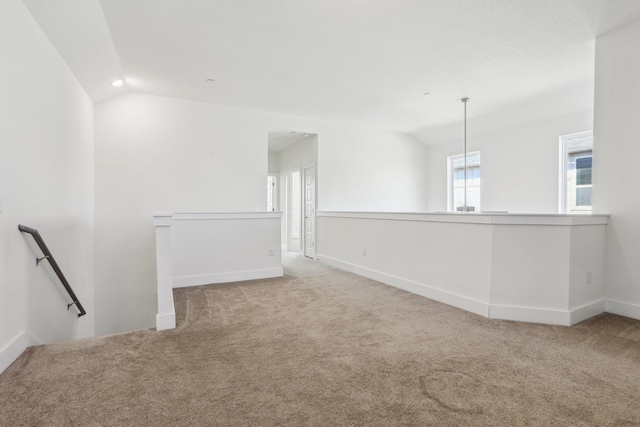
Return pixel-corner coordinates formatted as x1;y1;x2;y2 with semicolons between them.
267;173;278;212
302;162;316;259
286;167;302;252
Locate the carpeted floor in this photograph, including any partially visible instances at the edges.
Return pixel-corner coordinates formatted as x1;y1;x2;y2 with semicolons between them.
1;252;640;426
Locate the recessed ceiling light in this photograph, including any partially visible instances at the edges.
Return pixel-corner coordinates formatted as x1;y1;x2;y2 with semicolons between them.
206;78;214;83
423;92;430;95
112;79;124;87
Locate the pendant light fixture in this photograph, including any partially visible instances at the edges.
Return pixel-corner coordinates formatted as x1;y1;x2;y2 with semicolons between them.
457;97;474;212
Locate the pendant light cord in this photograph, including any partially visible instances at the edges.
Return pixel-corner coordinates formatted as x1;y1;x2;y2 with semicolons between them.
462;98;469;210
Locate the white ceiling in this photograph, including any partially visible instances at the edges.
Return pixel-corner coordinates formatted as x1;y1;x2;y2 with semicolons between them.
22;0;640;138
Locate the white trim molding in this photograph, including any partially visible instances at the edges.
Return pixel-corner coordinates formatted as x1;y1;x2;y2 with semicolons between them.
317;211;609;226
153;214;175;331
173;267;284;288
156;312;176;332
172;212;282;221
490;300;605;326
571;300;607;325
0;332;39;374
606;299;640;321
318;255;490;318
320;255;606;327
490;305;572;326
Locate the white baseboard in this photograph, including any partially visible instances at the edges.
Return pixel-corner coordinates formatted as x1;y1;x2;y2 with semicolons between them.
490;300;605;326
606;299;640;321
490;305;571;326
0;332;40;374
317;254;490;317
317;254;610;327
156;312;176;331
571;300;606;325
173;267;284;288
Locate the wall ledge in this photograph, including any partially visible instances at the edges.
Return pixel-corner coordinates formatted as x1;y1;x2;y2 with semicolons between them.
172;212;282;221
317;211;609;226
153;213;173;227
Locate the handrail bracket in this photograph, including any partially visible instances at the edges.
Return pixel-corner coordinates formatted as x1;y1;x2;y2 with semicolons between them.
36;255;50;266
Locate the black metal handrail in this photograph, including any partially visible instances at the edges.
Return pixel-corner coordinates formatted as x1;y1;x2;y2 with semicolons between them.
18;225;86;317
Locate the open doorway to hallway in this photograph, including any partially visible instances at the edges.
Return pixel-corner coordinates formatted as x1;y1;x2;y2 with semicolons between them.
267;129;318;258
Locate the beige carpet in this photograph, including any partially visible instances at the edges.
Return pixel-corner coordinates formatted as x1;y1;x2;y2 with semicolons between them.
1;253;640;426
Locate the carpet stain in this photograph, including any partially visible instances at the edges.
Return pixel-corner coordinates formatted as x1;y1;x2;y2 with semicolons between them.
418;371;484;414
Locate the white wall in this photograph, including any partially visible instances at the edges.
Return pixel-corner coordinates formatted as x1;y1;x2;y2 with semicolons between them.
267;151;279;174
422;85;593;213
594;18;640;319
95;92;429;334
170;213;283;287
319;126;430;212
277;136;318;173
317;214;493;315
0;0;94;372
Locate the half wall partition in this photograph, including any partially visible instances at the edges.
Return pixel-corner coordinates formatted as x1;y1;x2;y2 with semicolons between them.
153;212;283;331
316;212;608;326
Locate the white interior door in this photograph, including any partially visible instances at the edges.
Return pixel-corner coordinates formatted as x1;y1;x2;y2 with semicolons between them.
267;174;277;212
287;169;301;251
303;165;316;259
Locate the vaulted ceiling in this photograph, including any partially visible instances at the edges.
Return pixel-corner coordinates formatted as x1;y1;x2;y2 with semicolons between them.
23;0;640;138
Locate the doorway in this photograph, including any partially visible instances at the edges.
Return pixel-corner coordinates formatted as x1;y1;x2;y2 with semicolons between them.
267;129;318;257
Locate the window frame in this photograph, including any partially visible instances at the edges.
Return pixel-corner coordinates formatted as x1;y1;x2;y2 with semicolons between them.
447;151;481;213
559;131;593;214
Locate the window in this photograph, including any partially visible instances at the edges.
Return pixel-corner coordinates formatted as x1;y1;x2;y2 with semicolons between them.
560;131;593;213
448;152;480;212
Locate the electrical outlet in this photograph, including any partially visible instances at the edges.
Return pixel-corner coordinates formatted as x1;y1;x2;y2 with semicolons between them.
268;248;274;257
586;271;592;284
362;248;367;256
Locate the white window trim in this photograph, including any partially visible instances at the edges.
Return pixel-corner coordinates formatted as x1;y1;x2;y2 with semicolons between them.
559;131;593;214
447;151;481;213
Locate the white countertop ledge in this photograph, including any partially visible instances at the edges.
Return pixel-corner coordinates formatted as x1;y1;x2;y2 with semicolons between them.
317;211;609;226
154;212;283;221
